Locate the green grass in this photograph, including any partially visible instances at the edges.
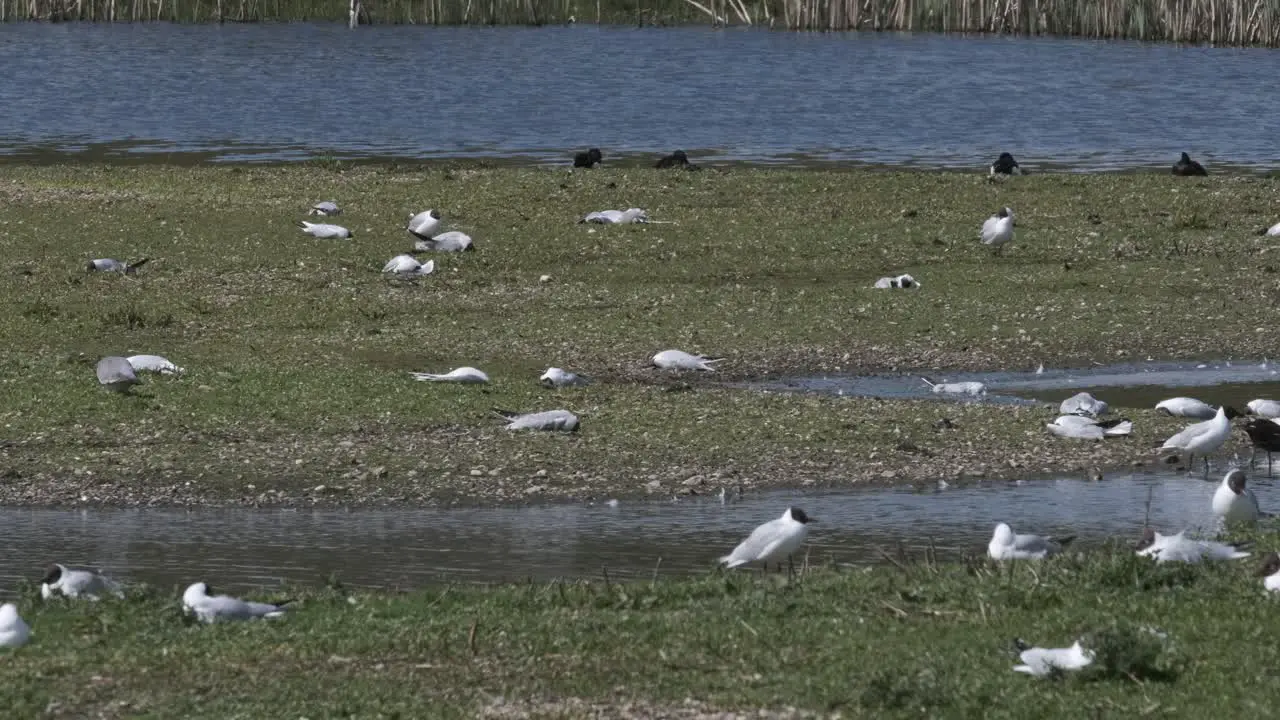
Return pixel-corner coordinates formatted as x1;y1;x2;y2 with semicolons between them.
0;163;1276;505
6;542;1280;718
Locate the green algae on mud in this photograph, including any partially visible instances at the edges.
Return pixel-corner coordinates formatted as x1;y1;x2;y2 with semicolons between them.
0;164;1277;506
4;546;1280;718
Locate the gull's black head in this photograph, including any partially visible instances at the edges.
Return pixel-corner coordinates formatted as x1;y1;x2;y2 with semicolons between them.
1135;527;1157;551
997;207;1011;219
789;507;813;524
1257;551;1280;577
1180;152;1192;163
1227;469;1249;495
429;210;441;220
1225;406;1244;420
41;563;63;585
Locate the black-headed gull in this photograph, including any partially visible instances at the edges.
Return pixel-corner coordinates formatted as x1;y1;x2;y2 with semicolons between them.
297;221;352;239
573;148;603;168
1159;406;1238;476
1060;392;1109;417
0;603;30;649
409;367;489;384
96;356;140;394
87;258;148;274
40;563;124;601
874;274;920;289
1244;418;1280;474
415;230;474;253
987;523;1074;560
580;208;648;225
1212;469;1260;527
989;152;1023;176
406;210;442;240
1257;222;1280;237
493;408;580;432
1172;152;1207;177
383;254;434;276
182;582;293;623
1155;397;1216;419
1257;553;1280;592
655;150;699;170
1045;415;1131;440
540;367;589;388
920;377;986;396
720;507;813;571
127;354;184;375
652;349;723;371
1012;640;1093;676
980;207;1014;255
308;201;341;216
1135;528;1249;563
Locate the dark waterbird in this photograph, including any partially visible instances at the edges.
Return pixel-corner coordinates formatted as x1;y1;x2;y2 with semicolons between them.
989;152;1023;176
573;148;602;169
655;150;699;170
1244;418;1280;475
1172;152;1207;176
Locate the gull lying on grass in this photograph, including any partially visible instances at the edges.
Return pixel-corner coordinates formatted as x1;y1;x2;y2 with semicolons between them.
1258;222;1280;237
0;603;30;649
873;274;920;289
415;230;474;252
980;207;1015;255
987;523;1075;561
1244;418;1280;474
1135;527;1250;563
720;507;814;571
87;258;148;274
383;254;435;276
127;354;184;375
297;221;352;239
540;367;589;388
1159;405;1238;476
1060;392;1108;417
1257;553;1280;592
308;200;341;216
96;356;140;394
406;210;442;240
183;583;292;624
652;350;724;372
1212;469;1260;527
40;563;124;601
580;208;649;225
409;367;489;384
920;377;986;396
1247;399;1280;418
1012;639;1094;677
492;408;580;432
1155;396;1216;419
1045;415;1132;440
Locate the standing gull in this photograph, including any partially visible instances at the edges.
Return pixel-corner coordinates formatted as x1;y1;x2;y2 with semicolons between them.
980;207;1015;255
1244;418;1280;475
989;152;1023;176
1211;469;1260;527
1159;406;1237;476
719;507;814;572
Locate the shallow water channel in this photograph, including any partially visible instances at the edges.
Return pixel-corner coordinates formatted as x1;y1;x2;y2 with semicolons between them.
0;467;1268;599
753;360;1280;411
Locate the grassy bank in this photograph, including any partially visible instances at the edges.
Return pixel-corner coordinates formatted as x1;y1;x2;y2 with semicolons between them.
0;163;1277;506
6;0;1280;47
5;545;1280;717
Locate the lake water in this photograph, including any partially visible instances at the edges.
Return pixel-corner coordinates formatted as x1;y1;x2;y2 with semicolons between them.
1;24;1278;169
0;468;1263;598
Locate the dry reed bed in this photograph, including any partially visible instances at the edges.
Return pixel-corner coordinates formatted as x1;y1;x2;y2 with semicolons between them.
4;0;1280;46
